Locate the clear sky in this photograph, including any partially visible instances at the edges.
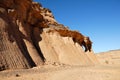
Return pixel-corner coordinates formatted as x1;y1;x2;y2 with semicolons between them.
34;0;120;53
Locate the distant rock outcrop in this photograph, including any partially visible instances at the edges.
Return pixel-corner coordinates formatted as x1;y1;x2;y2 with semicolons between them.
96;50;120;65
0;0;98;71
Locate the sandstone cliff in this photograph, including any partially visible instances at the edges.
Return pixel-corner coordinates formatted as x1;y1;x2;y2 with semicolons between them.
0;0;98;71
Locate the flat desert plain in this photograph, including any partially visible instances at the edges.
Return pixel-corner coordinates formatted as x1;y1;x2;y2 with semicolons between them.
0;64;120;80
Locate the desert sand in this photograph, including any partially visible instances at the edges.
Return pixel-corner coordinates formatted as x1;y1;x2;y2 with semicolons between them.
0;64;120;80
1;50;120;80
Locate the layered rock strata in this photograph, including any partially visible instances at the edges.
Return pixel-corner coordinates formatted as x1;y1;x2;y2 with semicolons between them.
0;0;98;71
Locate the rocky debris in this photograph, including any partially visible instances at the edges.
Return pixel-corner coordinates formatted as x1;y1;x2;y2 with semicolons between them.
0;0;98;71
15;74;20;77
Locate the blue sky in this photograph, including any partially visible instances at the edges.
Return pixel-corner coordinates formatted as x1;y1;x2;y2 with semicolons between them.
34;0;120;53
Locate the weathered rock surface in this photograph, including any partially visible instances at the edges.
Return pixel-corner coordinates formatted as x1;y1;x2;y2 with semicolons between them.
40;28;98;65
0;0;98;71
96;50;120;65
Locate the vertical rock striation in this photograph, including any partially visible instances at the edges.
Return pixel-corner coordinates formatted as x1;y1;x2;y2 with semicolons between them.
0;0;99;71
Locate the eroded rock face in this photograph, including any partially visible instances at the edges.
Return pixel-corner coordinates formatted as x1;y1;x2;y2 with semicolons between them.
47;29;92;52
0;0;98;71
39;28;98;65
0;12;32;71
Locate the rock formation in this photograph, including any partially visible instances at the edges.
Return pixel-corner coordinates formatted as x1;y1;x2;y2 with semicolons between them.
96;50;120;65
0;0;98;71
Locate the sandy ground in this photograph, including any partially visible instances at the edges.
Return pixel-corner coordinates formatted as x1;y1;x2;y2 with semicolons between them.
0;64;120;80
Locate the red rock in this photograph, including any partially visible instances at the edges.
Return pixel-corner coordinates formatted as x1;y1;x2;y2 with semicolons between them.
0;0;98;71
